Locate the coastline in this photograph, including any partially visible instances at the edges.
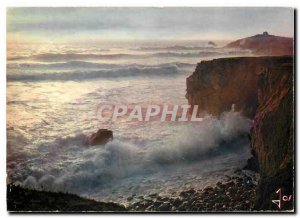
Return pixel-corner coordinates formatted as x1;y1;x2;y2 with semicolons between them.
7;55;294;212
7;169;258;212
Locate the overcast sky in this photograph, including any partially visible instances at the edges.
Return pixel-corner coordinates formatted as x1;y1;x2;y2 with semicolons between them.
7;7;294;43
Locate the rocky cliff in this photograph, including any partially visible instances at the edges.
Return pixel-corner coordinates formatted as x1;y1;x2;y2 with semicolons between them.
186;56;294;211
186;56;292;118
251;59;294;210
225;32;293;56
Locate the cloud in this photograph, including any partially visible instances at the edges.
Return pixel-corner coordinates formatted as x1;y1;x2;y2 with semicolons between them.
7;7;294;41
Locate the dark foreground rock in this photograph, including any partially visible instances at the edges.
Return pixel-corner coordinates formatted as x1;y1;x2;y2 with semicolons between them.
128;170;258;212
85;129;113;146
7;184;126;212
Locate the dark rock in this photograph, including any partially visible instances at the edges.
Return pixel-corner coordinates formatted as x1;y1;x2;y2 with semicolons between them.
85;129;113;146
225;175;232;181
160;196;169;202
145;205;154;211
244;155;259;172
126;196;133;201
186;188;196;195
208;41;217;47
203;186;214;193
153;200;163;207
178;201;188;211
172;198;182;207
158;202;171;211
148;193;158;198
179;191;190;198
156;195;163;200
224;181;235;187
7;184;127;212
216;182;222;187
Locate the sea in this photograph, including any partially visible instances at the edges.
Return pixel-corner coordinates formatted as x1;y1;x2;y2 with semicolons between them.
7;40;254;204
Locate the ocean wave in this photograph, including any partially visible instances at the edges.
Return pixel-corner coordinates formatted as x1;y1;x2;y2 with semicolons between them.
20;111;252;193
132;45;216;51
7;61;122;70
151;51;223;58
7;61;195;70
146;111;251;164
7;53;138;62
7;65;181;81
7;51;225;62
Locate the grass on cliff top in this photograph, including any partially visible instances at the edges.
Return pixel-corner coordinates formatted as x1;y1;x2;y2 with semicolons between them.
7;184;127;212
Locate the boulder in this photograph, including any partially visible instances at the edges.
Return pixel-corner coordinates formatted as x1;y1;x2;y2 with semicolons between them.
86;129;113;145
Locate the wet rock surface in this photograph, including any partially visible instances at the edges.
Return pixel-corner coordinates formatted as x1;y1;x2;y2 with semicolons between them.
85;129;113;146
127;170;258;212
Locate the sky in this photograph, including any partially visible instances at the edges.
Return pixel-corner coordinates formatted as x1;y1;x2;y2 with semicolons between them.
7;7;294;43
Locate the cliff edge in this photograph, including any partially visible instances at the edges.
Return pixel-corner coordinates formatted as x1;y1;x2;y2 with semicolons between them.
186;56;292;118
186;56;294;211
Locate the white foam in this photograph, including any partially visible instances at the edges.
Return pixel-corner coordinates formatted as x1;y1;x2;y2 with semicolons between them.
21;111;252;194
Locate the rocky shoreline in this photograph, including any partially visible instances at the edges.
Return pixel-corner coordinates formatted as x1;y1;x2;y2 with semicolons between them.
8;169;259;212
127;169;259;212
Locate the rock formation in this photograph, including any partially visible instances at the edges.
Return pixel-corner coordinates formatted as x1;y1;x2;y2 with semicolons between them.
225;32;293;56
251;60;294;210
208;41;217;47
186;56;294;210
85;129;113;146
187;56;292;118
